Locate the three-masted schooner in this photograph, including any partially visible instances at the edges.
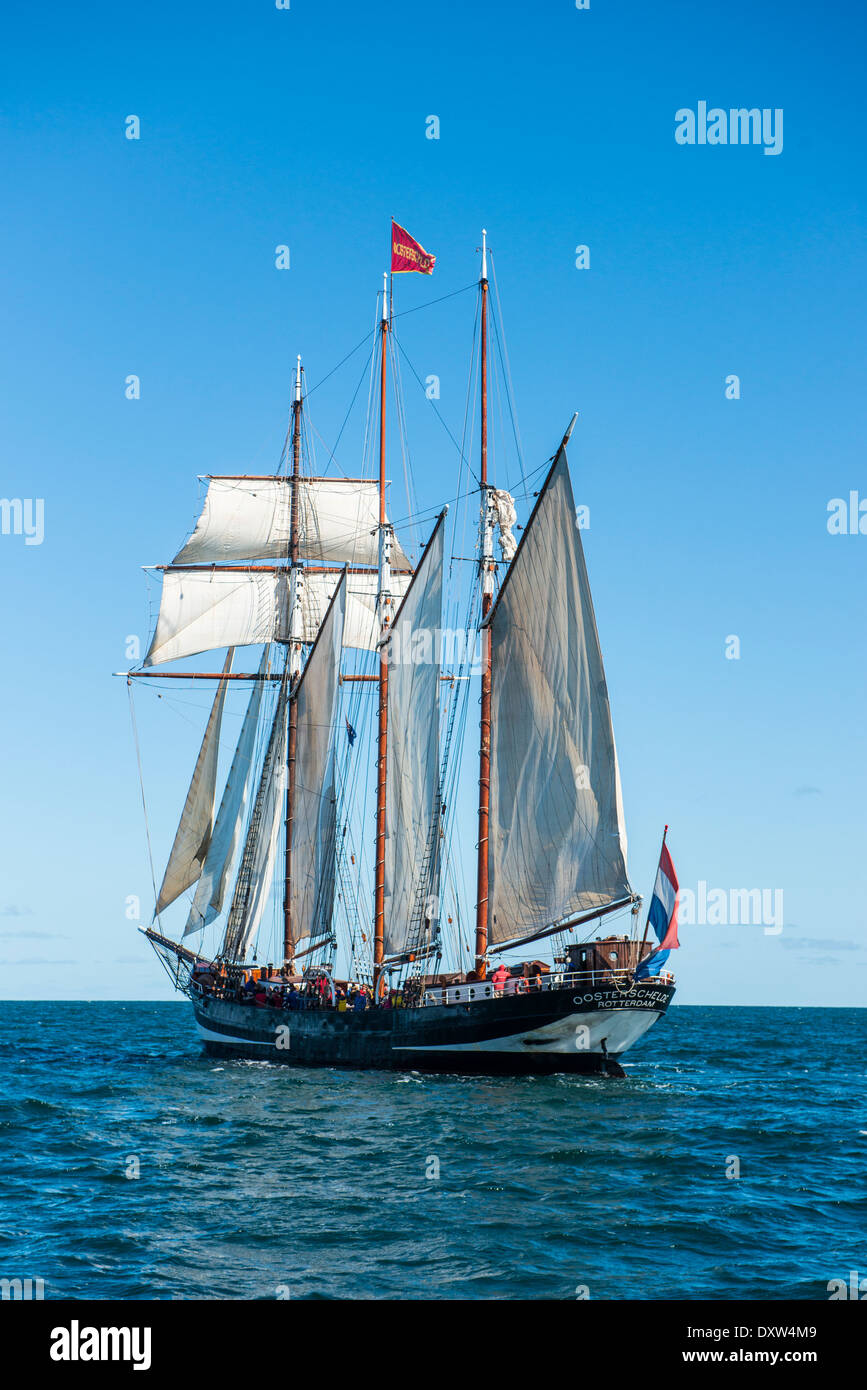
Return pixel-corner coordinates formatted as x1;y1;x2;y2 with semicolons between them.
126;227;677;1076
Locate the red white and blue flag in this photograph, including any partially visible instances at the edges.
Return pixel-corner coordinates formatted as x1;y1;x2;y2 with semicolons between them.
635;830;680;979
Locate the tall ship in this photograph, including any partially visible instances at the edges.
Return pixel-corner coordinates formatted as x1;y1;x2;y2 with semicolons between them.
126;225;679;1077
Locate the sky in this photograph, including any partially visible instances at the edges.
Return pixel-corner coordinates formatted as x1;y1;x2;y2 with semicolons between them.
0;0;865;1004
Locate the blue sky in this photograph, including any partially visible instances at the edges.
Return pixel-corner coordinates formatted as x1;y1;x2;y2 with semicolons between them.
1;0;864;1003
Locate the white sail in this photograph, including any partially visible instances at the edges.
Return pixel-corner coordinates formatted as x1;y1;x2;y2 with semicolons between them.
183;649;269;936
143;568;410;667
383;516;444;959
228;686;288;960
173;476;409;569
487;450;631;947
303;571;409;652
144;570;277;667
290;574;346;950
155;650;233;914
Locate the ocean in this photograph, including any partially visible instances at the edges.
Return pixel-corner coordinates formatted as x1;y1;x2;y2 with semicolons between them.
1;1002;864;1301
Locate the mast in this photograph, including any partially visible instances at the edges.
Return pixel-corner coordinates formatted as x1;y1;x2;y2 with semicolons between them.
475;230;493;977
374;274;391;982
283;355;303;968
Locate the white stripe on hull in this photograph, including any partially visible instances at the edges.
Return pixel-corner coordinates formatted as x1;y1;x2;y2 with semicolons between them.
194;1005;664;1059
393;1007;662;1056
195;1019;278;1047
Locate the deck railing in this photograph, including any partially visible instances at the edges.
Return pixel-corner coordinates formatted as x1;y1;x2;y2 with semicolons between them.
421;968;675;1007
188;967;675;1010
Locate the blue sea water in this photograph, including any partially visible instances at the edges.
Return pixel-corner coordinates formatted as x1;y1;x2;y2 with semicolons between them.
0;1002;864;1301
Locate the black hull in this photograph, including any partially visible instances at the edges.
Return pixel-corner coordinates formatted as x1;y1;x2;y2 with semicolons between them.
192;980;674;1077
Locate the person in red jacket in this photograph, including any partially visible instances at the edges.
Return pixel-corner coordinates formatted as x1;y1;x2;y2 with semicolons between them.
491;964;510;993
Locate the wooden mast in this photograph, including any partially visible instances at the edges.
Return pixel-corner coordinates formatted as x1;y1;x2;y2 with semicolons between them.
373;274;390;985
283;355;302;968
475;230;492;979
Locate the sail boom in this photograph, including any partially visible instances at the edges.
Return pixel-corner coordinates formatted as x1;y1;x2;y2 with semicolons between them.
159;564;413;575
487;895;637;955
205;475;394;485
140;926;200;963
127;671;285;680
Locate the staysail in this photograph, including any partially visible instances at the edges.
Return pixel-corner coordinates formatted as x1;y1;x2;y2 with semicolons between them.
383;515;445;959
173;476;409;569
183;647;270;937
290;573;346;952
143;568;410;667
222;681;289;960
486;448;631;947
154;649;233;914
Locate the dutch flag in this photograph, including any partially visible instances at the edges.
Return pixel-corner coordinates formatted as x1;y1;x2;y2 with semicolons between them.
635;830;680;980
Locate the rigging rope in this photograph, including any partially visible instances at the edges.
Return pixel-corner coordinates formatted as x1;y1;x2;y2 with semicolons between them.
127;681;160;922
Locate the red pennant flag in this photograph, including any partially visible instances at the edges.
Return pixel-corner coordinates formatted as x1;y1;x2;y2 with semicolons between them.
391;220;436;275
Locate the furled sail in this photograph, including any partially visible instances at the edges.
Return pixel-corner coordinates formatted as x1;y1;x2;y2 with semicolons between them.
290;573;346;952
143;569;410;667
154;650;233;915
173;476;409;569
223;682;288;960
383;515;445;959
486;449;631;947
183;648;270;936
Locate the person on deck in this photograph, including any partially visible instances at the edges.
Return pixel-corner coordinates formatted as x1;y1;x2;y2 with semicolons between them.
353;988;367;1013
491;964;510;993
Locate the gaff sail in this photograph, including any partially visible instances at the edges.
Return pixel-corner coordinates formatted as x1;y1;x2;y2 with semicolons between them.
290;573;346;953
486;448;631;947
154;649;233;914
183;647;270;937
383;515;445;960
222;681;289;961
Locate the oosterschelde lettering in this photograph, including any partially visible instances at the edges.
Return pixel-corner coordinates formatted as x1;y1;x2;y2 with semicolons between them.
675;102;783;156
50;1320;152;1371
